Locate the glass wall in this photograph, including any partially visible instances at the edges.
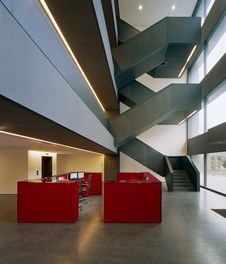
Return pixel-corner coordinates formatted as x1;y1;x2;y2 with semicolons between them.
206;0;215;16
191;154;204;185
206;80;226;129
195;0;205;25
194;0;215;25
188;50;205;84
188;0;226;195
206;13;226;73
188;100;204;139
207;152;226;194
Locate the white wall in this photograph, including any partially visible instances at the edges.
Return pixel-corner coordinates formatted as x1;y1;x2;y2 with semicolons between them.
138;124;187;156
28;151;57;179
0;148;27;194
0;149;104;194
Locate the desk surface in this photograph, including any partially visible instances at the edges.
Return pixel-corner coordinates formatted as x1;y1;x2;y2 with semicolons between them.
105;175;160;184
18;179;77;184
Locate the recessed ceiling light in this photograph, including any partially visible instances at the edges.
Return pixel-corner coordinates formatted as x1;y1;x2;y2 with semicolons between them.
138;5;143;10
171;5;176;10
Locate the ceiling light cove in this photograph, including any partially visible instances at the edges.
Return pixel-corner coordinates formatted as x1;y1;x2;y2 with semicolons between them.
0;130;102;155
38;0;105;112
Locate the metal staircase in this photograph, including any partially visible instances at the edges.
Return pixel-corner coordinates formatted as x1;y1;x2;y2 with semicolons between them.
109;83;201;148
109;16;201;191
119;138;166;176
113;17;201;88
173;170;195;191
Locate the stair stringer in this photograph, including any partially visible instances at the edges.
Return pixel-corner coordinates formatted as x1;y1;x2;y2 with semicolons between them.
119;138;166;176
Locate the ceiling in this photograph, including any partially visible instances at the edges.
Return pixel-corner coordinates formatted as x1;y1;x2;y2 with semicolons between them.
118;0;198;30
0;0;198;156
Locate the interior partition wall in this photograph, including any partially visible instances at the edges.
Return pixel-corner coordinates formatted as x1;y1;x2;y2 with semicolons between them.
188;0;226;196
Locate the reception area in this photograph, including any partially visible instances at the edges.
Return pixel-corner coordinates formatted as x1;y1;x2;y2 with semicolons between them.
17;171;161;223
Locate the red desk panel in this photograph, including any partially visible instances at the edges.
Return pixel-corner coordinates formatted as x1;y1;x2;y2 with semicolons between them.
104;176;161;223
17;180;79;223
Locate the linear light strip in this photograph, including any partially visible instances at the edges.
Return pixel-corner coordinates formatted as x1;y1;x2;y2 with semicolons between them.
39;0;105;112
0;130;102;155
178;45;197;78
178;110;197;125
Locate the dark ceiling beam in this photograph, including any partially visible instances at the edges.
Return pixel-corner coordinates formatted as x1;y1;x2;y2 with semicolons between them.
44;0;119;112
0;96;115;155
101;0;118;48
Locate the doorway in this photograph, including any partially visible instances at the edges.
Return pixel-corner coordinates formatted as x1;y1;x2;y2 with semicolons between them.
42;156;52;178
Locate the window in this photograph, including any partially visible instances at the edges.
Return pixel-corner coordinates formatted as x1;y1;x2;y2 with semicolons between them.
206;80;226;129
188;0;226;196
192;155;204;185
206;0;215;17
207;152;226;194
188;50;205;83
206;13;226;73
195;0;216;25
195;0;205;25
188;100;204;138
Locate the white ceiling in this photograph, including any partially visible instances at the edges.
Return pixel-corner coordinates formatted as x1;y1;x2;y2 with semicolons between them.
0;0;198;155
118;0;198;30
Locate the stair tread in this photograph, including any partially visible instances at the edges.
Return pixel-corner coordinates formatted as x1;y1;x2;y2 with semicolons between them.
172;170;195;191
174;183;193;187
174;187;195;191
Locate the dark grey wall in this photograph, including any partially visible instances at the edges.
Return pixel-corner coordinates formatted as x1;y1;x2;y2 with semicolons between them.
188;123;226;155
104;154;120;180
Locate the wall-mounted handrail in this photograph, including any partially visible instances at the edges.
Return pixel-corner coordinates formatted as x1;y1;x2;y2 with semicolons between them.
181;156;200;191
165;156;174;191
168;155;200;192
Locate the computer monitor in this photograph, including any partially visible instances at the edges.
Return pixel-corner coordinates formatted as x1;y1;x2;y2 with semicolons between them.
69;172;78;180
51;176;57;182
77;171;85;179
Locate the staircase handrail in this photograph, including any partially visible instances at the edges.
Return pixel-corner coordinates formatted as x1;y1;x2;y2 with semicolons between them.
165;156;174;191
182;156;200;191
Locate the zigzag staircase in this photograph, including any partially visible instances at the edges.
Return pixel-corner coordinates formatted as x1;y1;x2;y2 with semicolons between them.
113;17;201;88
110;17;201;191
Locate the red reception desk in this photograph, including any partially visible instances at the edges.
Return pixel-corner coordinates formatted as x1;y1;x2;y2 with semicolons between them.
17;179;79;223
104;174;161;223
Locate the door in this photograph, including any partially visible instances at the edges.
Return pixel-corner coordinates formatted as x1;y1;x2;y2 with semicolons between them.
42;156;52;177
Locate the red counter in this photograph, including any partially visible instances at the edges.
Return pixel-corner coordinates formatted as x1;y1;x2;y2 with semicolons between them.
104;174;161;223
17;179;79;223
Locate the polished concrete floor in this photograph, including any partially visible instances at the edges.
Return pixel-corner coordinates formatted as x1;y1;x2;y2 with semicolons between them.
0;184;226;264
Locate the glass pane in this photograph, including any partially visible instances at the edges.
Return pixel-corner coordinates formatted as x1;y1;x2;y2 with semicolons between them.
188;50;204;83
188;100;204;138
206;14;226;73
191;154;204;185
195;0;205;26
206;0;215;16
207;80;226;129
207;152;226;194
